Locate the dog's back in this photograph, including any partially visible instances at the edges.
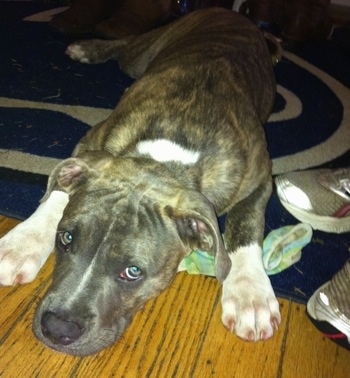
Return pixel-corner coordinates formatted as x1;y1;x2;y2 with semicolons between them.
69;8;275;214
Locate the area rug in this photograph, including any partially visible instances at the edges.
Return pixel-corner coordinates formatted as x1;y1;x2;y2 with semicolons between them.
0;1;349;304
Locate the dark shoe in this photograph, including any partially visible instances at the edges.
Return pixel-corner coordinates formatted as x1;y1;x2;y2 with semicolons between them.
95;0;172;38
239;0;285;32
282;0;333;50
95;0;234;39
49;0;119;36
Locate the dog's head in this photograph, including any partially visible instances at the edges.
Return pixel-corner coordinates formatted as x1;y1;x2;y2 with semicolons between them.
33;152;230;355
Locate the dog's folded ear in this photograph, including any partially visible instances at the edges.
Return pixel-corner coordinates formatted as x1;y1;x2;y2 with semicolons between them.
41;157;98;201
167;191;231;282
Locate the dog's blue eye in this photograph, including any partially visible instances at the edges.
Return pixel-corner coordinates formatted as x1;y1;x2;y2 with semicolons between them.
119;266;142;281
59;231;73;246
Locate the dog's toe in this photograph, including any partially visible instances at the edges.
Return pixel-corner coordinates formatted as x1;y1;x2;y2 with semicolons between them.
222;313;235;333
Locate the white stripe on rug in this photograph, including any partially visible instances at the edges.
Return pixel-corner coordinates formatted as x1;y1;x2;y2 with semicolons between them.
0;97;111;127
1;51;349;176
272;51;350;174
0;149;60;175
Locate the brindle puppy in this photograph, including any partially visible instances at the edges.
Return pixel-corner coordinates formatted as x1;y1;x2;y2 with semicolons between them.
0;8;280;356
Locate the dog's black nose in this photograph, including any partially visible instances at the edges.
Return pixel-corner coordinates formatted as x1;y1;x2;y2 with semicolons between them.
41;311;85;346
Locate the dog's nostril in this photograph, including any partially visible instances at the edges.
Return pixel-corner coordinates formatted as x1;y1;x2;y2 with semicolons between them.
41;311;85;346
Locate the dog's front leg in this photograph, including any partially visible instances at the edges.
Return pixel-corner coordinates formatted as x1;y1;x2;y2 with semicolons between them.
221;182;281;341
0;191;68;286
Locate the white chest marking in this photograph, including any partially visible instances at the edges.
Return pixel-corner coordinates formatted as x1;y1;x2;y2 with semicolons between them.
136;139;200;165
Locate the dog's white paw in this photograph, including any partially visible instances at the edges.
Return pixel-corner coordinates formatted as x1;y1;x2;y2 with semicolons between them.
66;43;91;64
0;191;69;286
221;244;281;341
0;222;54;286
66;40;115;64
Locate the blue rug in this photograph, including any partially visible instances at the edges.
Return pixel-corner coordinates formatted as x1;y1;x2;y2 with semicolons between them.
0;1;349;304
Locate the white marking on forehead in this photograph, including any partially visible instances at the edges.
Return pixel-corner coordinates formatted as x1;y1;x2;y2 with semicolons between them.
136;139;200;165
65;253;98;307
65;218;118;306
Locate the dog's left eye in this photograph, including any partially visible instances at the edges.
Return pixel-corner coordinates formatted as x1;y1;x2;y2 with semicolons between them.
119;266;142;281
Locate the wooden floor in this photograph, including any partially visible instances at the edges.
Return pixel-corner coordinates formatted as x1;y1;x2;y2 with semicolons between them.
0;215;348;378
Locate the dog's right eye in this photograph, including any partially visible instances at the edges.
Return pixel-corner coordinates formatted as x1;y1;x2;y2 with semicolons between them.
58;231;73;249
119;266;142;282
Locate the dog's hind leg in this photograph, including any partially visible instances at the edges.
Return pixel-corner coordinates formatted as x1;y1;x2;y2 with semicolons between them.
66;16;197;78
66;8;225;78
0;191;68;286
221;181;281;341
66;38;129;65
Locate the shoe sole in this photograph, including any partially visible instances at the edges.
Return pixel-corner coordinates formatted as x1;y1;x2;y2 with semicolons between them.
307;282;350;349
306;310;350;350
279;200;350;234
